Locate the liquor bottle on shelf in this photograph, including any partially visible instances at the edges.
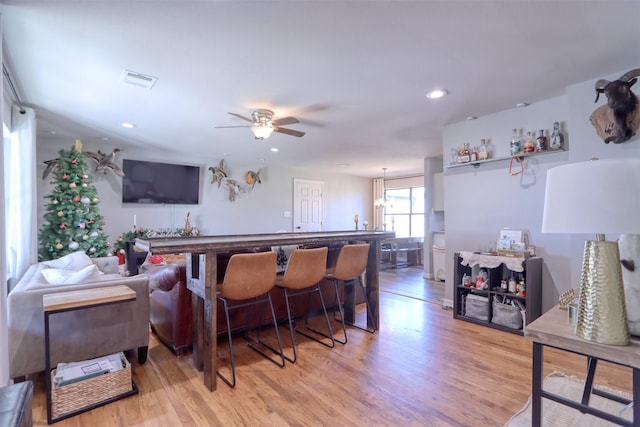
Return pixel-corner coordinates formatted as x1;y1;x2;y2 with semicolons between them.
518;275;526;297
523;131;536;153
508;273;517;293
457;143;471;163
510;129;521;156
470;146;478;162
549;121;564;150
536;129;548;151
478;139;489;160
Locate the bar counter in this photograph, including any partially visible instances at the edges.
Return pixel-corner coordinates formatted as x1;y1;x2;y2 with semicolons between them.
136;230;394;391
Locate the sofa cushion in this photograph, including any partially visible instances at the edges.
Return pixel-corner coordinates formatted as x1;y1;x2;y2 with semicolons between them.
42;251;93;271
41;264;101;285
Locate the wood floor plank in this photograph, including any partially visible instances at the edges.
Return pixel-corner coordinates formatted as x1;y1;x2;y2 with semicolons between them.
22;268;632;426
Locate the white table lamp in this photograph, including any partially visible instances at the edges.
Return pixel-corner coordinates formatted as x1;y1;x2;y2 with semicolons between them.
542;158;640;346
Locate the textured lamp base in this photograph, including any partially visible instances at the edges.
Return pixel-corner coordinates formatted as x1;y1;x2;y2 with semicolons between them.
576;239;630;346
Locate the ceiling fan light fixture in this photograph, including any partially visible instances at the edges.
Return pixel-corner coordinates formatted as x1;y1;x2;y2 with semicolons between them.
251;124;274;140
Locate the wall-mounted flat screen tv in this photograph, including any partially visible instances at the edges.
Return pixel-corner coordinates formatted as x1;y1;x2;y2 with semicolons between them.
122;159;200;205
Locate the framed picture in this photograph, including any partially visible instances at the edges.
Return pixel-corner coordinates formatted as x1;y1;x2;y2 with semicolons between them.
497;228;528;250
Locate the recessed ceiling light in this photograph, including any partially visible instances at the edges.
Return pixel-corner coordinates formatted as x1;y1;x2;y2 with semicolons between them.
100;137;109;141
270;147;279;152
426;89;448;99
121;122;136;128
516;102;529;108
339;163;350;167
466;116;477;121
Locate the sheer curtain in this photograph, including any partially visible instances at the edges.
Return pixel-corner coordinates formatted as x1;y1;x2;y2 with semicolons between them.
373;178;384;231
5;105;37;290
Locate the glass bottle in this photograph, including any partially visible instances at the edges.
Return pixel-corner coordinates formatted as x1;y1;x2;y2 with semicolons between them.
457;143;470;163
549;122;564;150
508;272;517;293
510;129;521;156
523;131;536;153
470;146;478;162
536;129;547;152
478;139;488;161
518;275;526;297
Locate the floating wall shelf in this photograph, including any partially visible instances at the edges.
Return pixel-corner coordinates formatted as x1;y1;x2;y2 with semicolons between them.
445;148;566;170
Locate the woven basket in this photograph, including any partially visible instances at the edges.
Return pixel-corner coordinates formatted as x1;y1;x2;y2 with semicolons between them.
51;353;132;419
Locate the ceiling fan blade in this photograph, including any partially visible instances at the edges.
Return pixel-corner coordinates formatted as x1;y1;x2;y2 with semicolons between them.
271;116;299;126
228;112;253;123
273;126;305;137
214;125;251;128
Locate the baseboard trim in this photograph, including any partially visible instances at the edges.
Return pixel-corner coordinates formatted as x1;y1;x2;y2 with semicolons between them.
442;298;453;309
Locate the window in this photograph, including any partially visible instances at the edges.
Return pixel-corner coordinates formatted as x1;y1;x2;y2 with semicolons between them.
384;187;424;237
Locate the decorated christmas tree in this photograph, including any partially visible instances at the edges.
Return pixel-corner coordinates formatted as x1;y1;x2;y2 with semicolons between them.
38;141;110;260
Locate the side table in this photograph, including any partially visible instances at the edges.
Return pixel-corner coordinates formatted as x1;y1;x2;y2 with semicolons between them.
525;305;640;426
44;285;139;424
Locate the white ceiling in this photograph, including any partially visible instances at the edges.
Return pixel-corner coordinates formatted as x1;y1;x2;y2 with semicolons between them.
2;1;639;178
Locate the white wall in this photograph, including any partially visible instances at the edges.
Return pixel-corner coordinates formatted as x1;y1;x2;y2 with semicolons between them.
36;140;372;245
442;66;640;312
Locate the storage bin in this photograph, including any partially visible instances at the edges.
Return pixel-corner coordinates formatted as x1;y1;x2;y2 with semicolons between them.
50;353;132;419
491;301;523;330
464;295;489;321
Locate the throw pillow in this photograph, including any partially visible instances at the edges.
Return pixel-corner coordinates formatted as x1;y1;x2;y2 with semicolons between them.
43;251;93;271
41;264;101;285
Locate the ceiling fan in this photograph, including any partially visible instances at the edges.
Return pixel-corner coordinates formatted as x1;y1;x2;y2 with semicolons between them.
215;109;305;140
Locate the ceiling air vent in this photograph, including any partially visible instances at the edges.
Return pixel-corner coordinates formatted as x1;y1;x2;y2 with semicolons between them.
120;70;158;90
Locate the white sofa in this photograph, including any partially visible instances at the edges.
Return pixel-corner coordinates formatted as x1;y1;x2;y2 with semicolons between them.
8;255;150;380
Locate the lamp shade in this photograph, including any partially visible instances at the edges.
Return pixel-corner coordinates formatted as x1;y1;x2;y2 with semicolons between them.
542;158;640;234
251;125;274;140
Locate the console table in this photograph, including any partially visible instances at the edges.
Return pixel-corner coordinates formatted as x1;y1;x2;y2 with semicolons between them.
381;236;423;269
524;305;640;426
136;230;394;391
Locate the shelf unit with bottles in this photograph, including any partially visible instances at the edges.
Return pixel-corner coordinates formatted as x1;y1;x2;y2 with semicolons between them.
453;251;542;335
445;148;565;170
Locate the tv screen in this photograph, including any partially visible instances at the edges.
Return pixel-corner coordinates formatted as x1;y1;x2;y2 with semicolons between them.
122;159;200;205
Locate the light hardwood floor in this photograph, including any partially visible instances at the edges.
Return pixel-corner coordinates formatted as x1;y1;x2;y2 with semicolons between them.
26;269;631;426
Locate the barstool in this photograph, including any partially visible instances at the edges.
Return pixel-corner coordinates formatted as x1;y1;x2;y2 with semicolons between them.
216;251;284;388
275;247;333;363
324;243;376;344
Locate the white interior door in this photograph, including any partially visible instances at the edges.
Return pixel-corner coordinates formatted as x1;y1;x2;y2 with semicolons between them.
293;179;323;232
